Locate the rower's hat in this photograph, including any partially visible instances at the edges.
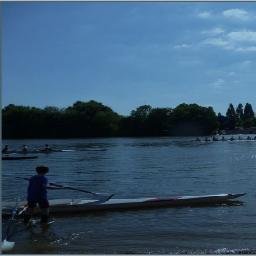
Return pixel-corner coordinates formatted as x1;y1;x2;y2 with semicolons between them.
36;165;49;174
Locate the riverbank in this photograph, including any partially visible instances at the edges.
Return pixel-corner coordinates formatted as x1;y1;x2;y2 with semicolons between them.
220;127;256;135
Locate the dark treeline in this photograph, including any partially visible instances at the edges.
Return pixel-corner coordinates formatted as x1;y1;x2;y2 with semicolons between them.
218;103;256;130
2;101;256;139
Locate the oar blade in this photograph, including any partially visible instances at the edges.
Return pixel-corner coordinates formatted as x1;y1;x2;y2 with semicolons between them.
1;239;15;252
95;193;115;202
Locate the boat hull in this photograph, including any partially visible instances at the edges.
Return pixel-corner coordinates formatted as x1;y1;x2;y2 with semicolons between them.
2;156;38;160
2;193;245;217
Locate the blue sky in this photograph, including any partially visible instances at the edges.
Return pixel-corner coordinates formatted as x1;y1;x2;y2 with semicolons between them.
2;2;256;116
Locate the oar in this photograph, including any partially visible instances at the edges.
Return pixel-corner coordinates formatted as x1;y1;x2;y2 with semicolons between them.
16;176;114;201
1;200;26;252
48;182;114;201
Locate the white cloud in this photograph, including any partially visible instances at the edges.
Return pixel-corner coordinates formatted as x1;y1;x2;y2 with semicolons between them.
240;60;252;66
211;78;225;89
198;11;211;19
222;9;250;21
201;29;256;52
227;30;256;43
227;72;235;77
203;38;230;48
201;27;225;36
173;43;191;49
235;46;256;52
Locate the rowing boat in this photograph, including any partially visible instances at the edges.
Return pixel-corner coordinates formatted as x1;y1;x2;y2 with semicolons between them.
2;155;38;160
2;193;245;217
6;149;75;154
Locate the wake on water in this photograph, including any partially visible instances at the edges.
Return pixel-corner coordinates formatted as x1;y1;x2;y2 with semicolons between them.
171;248;256;254
214;248;256;254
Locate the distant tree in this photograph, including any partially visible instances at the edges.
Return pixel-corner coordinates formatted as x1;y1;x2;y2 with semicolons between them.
244;103;254;119
2;101;121;138
44;106;61;113
217;113;227;130
226;103;237;129
3;101;254;139
131;105;152;120
235;103;243;127
128;105;152;136
170;103;218;136
243;103;255;128
147;108;173;136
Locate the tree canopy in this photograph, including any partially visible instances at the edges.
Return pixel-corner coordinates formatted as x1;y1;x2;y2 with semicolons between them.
2;100;255;138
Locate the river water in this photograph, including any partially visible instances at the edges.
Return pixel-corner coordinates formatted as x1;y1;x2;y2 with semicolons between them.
2;137;256;254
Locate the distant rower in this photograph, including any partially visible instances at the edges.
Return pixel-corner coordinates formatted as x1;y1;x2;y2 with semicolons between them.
21;145;28;153
212;136;218;141
2;145;9;154
42;144;52;152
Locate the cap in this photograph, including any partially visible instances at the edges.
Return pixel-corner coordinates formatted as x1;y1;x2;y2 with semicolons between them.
36;165;49;174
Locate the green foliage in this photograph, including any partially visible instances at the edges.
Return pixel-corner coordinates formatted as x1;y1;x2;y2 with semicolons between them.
236;103;244;120
218;103;256;130
2;101;120;138
119;103;218;136
2;100;255;138
226;103;237;129
147;108;173;136
170;104;218;136
244;103;254;120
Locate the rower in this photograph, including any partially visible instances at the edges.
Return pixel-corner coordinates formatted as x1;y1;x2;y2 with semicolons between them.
221;136;226;141
247;136;252;140
21;145;28;153
23;166;60;225
2;145;9;154
212;136;218;141
42;144;52;152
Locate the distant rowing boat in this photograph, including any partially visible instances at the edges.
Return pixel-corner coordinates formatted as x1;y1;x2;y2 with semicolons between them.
2;155;38;160
2;193;245;217
3;149;75;154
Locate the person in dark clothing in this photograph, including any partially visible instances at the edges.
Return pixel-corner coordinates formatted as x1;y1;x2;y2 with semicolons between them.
21;145;28;153
2;145;9;154
24;166;54;225
41;144;52;152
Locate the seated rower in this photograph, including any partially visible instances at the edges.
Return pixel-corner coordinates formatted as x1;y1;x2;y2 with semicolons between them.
212;136;218;141
2;145;9;154
21;145;28;153
247;136;252;140
41;144;52;152
221;136;226;141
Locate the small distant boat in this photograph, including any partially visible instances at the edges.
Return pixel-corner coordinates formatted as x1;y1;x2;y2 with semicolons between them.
2;155;38;160
9;149;75;154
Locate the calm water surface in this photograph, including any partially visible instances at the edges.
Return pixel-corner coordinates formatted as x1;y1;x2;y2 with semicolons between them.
2;137;256;254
